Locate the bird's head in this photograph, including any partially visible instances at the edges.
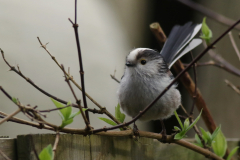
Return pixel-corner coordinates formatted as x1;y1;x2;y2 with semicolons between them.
125;48;168;77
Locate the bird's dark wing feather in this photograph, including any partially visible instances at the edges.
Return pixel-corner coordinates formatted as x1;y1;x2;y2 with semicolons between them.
160;22;198;65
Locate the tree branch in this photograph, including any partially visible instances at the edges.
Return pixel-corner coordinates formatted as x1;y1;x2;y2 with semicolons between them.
177;0;240;31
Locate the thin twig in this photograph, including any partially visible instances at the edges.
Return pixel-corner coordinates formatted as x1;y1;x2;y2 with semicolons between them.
92;18;240;133
110;74;120;83
62;65;91;130
0;108;21;125
180;105;207;149
183;61;240;77
39;105;72;113
177;0;240;31
228;31;240;61
225;79;240;95
69;0;89;121
189;52;197;115
53;132;60;160
188;52;207;149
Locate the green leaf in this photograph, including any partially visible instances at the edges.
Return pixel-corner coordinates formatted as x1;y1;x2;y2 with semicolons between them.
200;17;212;45
98;117;117;126
69;108;87;119
186;109;202;132
12;97;19;105
174;126;181;131
200;127;211;146
39;144;53;160
174;111;183;130
60;118;73;128
211;125;221;141
212;130;227;157
183;118;190;131
50;98;72;120
226;146;239;160
194;134;203;147
115;104;125;123
174;132;187;140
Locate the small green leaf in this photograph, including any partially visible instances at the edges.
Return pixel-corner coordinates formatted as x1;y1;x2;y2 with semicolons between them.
39;144;53;160
194;134;203;147
183;118;190;131
99;117;117;126
60;119;73;128
200;127;211;146
211;125;221;140
212;130;227;157
174;126;181;131
12;97;19;105
115;104;125;123
186;109;202;132
174;132;187;140
50;98;72;120
69;108;87;119
200;17;212;45
226;146;239;160
174;111;183;130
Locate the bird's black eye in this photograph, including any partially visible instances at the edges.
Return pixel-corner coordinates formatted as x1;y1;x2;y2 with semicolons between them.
141;60;146;65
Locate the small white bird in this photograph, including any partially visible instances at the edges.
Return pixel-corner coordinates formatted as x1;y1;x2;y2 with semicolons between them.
117;22;202;135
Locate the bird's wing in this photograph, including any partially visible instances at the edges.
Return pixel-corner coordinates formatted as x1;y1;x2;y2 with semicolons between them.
168;38;202;68
160;22;202;67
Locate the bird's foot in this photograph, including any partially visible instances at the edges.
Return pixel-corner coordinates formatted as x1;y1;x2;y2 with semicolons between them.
158;129;167;143
133;123;140;137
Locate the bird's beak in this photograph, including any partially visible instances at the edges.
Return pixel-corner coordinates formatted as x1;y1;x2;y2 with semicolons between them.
125;62;134;67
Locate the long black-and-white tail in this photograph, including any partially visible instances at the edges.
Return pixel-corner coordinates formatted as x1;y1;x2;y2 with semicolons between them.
160;22;202;68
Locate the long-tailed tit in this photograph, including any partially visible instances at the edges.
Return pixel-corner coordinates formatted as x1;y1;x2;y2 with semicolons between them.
117;22;202;136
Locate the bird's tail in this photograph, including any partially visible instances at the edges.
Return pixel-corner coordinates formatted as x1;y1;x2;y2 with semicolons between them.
160;22;202;68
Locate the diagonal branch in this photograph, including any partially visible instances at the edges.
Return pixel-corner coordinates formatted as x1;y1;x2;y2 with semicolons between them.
177;0;240;31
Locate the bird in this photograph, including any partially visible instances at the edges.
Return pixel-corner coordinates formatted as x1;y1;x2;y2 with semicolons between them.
117;22;202;137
